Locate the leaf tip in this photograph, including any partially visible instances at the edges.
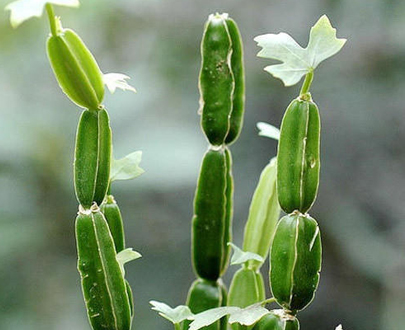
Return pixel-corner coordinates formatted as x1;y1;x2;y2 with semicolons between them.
318;14;330;23
253;34;268;58
253;34;262;43
256;122;280;140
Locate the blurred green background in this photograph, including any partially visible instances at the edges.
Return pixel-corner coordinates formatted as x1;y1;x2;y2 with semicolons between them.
1;0;405;329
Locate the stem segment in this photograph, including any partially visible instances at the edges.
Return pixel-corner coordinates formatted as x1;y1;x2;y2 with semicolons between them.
46;4;57;37
299;71;314;96
261;297;276;306
175;323;181;330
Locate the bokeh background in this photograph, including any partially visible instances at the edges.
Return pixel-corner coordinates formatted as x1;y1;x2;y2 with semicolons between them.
1;0;405;329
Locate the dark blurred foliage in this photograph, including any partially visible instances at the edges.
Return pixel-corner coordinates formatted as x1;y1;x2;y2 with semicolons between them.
1;0;405;329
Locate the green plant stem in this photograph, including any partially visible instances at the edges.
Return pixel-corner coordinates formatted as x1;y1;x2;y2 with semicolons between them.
174;323;181;330
299;70;314;96
46;4;57;37
261;297;276;306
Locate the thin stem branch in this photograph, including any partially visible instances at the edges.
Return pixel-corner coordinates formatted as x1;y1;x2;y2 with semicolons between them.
299;70;314;96
46;4;57;37
261;297;276;306
174;323;181;330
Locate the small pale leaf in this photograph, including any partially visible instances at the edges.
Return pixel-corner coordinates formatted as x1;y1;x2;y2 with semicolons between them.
306;15;347;68
111;151;144;182
116;248;141;276
335;325;343;330
254;15;346;86
228;304;270;326
229;243;264;266
257;122;280;140
104;73;137;94
150;301;194;324
5;0;79;28
189;307;239;330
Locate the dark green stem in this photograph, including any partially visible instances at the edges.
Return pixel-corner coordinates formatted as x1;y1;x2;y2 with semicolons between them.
299;71;314;96
46;4;57;37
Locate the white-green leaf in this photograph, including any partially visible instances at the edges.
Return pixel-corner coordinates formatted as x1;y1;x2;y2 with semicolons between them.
150;301;194;324
116;248;141;276
5;0;79;28
228;303;270;326
254;15;346;86
335;325;343;330
228;243;264;266
188;307;239;330
104;73;137;94
111;151;144;182
189;303;272;330
257;122;280;140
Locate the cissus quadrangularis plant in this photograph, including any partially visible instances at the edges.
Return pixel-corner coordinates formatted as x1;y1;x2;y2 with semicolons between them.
183;12;245;330
5;2;347;329
5;1;143;330
255;14;346;315
151;14;346;330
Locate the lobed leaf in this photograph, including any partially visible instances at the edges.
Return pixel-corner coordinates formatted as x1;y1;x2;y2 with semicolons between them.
188;303;271;330
116;248;142;276
5;0;79;28
228;243;264;266
254;15;346;86
104;73;137;94
110;151;144;182
150;301;194;324
228;303;270;326
188;306;239;330
256;122;280;140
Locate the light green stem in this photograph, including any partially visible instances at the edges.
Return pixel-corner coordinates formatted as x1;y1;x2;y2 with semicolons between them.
299;71;314;96
174;323;181;330
46;4;57;37
261;297;276;306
